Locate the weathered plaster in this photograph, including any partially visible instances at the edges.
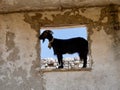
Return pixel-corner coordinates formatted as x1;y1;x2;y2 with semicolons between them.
0;5;120;90
0;0;120;13
24;8;95;28
5;31;20;61
0;14;43;90
6;31;15;51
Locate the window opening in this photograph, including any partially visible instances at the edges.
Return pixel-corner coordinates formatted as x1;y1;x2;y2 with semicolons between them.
40;26;91;71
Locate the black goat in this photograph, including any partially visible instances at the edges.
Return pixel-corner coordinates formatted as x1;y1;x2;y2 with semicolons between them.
39;30;88;68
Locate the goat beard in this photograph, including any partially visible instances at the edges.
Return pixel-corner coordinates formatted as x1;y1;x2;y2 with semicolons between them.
42;38;45;43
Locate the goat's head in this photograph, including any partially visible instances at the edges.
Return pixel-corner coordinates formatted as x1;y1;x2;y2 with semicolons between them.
39;30;53;42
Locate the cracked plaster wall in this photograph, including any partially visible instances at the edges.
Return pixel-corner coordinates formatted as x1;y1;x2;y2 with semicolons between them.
0;5;120;90
0;14;43;90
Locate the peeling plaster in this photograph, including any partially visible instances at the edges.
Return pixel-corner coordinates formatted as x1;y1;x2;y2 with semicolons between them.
0;13;43;90
100;5;119;31
23;5;119;34
7;47;20;61
23;6;120;70
24;9;94;29
0;5;120;90
6;31;15;51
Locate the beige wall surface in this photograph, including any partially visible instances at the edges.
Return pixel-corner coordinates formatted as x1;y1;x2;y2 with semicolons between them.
0;5;120;90
0;0;120;13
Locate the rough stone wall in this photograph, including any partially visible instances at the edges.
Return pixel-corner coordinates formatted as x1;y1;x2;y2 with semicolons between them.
0;5;120;90
0;14;43;90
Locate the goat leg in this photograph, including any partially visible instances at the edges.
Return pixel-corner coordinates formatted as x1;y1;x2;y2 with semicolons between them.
57;54;64;68
82;56;87;68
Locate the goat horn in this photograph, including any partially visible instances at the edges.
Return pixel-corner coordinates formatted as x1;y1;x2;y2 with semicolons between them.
45;30;53;34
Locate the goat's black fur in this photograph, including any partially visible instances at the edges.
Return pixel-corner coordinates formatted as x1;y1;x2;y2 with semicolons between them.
39;30;88;68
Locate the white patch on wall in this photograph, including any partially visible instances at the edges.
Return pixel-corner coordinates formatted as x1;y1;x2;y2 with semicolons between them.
14;76;24;86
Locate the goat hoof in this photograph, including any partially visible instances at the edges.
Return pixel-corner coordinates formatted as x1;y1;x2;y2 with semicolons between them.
58;66;63;69
82;66;87;68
